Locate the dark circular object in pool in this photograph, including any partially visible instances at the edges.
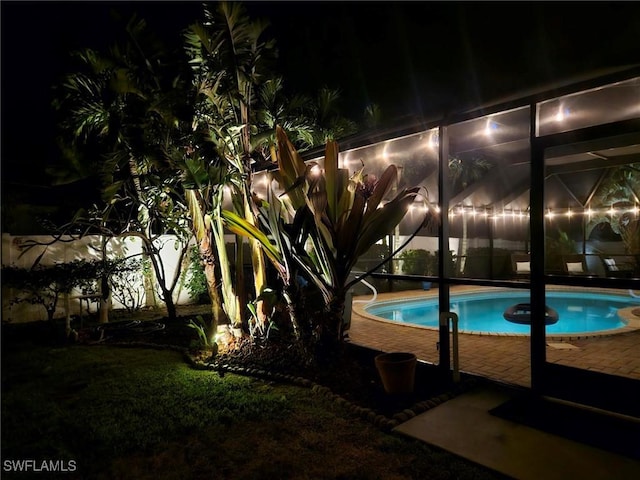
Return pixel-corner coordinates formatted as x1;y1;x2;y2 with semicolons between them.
503;303;559;325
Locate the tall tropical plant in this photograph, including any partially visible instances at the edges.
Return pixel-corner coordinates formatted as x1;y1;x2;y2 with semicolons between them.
253;76;316;163
223;126;435;358
309;86;358;145
180;150;233;335
181;2;362;339
183;1;276;333
586;164;640;254
253;80;359;170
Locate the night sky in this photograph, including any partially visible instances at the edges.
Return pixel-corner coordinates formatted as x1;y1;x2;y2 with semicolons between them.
2;1;640;226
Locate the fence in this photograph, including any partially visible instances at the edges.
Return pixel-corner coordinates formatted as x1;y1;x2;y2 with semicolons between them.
1;233;195;323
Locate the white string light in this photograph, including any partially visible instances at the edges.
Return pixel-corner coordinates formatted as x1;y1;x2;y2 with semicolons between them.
444;205;639;220
428;131;439;149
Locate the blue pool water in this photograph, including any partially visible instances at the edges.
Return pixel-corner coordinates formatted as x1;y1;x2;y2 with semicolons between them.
365;291;636;335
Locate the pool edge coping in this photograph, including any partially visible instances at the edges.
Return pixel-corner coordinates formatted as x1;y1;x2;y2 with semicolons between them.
351;286;640;339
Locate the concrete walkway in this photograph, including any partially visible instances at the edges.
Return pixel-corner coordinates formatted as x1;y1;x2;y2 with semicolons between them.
394;382;640;480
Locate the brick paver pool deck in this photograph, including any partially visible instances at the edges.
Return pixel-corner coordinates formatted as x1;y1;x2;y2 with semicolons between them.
349;287;640;387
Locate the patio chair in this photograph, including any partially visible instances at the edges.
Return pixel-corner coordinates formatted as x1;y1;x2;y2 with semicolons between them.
561;254;592;276
511;253;531;279
600;255;635;278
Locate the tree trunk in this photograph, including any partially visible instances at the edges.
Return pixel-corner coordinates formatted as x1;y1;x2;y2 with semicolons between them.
99;236;110;324
159;285;177;320
141;254;158;308
161;241;190;321
129;155;158;308
141;237;184;322
185;189;227;343
46;302;57;323
314;292;347;363
235;234;247;328
457;214;469;275
200;235;227;341
99;274;111;324
64;293;72;338
282;290;302;340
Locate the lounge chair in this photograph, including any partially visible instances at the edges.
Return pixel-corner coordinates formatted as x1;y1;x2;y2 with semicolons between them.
511;253;531;279
600;255;635;278
561;254;592;276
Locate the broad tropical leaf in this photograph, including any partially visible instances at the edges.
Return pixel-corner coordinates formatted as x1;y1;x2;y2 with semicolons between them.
221;209;283;268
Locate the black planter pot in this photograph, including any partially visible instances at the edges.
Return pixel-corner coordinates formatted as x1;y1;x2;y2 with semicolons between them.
374;352;417;394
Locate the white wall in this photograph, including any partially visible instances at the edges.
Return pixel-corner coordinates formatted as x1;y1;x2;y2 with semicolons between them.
2;234;196;323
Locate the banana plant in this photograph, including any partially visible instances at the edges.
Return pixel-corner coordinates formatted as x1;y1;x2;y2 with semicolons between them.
223;126;436;356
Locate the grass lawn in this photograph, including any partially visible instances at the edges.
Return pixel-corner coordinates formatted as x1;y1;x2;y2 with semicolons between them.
1;341;506;479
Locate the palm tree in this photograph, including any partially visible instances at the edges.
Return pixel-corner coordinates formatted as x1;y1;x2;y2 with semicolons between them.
448;155;493;274
182;2;363;338
183;1;277;333
253;80;360;166
253;76;317;162
54;15;193;320
586;163;640;254
309;86;358;145
363;103;383;130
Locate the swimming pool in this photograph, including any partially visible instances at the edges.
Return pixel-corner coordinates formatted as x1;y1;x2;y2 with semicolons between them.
364;290;639;335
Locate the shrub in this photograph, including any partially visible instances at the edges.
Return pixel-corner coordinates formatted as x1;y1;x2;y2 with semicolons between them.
107;257;145;313
182;246;209;304
399;249;433;275
2;260;99;322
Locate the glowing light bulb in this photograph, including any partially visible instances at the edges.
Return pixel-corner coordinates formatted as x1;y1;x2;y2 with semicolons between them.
484;119;497;136
382;143;391;162
428;131;439;149
309;165;322;177
555;104;570;122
